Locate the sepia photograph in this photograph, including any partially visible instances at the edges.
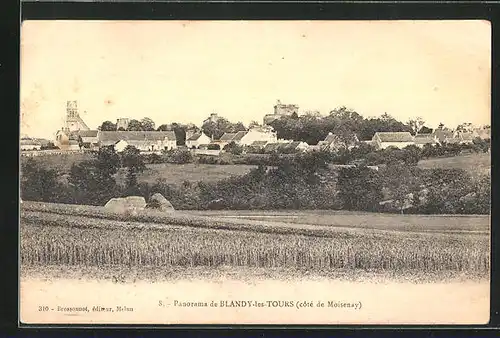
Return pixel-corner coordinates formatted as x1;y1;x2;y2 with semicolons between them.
19;20;491;325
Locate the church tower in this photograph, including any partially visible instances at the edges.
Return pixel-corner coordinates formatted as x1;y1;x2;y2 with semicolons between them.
63;101;90;132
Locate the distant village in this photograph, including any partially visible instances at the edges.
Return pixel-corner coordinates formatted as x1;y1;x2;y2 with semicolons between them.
20;99;491;157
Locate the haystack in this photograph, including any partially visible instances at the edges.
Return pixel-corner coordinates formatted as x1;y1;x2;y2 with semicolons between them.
147;193;175;212
104;196;146;214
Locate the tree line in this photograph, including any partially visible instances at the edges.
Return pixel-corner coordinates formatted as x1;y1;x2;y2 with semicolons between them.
21;146;490;215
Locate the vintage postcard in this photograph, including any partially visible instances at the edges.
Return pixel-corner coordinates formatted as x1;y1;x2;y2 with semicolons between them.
19;20;491;325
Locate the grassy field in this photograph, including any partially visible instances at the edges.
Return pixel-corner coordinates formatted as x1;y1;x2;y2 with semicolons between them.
115;163;257;185
20;152;94;173
20;155;257;185
20;202;490;280
418;153;490;178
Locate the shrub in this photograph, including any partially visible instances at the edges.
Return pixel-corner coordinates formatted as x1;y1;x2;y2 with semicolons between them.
165;149;194;164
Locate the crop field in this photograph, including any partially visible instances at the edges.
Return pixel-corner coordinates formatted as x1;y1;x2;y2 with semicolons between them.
115;163;257;185
20;202;490;279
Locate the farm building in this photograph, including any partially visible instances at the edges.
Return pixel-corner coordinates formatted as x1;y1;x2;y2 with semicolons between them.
432;129;454;143
440;132;476;145
284;141;309;152
186;132;211;149
414;134;439;148
54;130;82;150
238;126;277;146
249;140;269;150
317;132;359;151
372;132;415;150
361;140;375;147
99;131;177;153
77;130;99;149
262;141;308;153
218;126;277;148
263;142;282;153
216;132;245;149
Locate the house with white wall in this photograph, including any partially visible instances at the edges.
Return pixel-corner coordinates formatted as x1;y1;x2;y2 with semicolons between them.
239;126;278;146
414;134;439;148
186;132;211;149
372;132;415;150
218;126;278;148
317;132;359;151
99;131;177;153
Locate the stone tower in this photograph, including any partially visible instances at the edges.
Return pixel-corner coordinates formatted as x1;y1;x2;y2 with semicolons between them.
116;118;130;131
273;99;299;116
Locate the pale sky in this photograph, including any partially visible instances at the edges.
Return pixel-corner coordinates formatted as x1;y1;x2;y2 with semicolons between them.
20;20;491;139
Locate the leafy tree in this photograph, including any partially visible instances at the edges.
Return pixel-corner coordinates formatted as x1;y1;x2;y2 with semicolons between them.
456;122;473;133
249;120;260;128
419;126;433;134
99;121;117;131
358;114;412;140
270;114;329;145
68;146;120;205
337;166;383;211
202;119;228;140
207;144;221;150
233;122;247;132
157;124;172;131
407;117;425;135
327;108;362;149
201;117;246;140
96;146;121;178
121;145;146;192
165;149;194;164
158;123;193;145
127;119;143;131
140;117;155;131
224;141;244;155
20;158;64;202
380;165;421;214
172;123;187;146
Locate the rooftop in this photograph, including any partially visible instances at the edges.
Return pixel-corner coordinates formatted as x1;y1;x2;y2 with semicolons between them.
374;132;414;143
98;131;176;142
187;133;204;141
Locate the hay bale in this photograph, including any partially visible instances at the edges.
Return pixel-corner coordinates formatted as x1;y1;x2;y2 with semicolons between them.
148;193;175;212
104;196;146;214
